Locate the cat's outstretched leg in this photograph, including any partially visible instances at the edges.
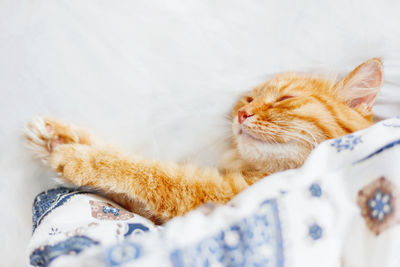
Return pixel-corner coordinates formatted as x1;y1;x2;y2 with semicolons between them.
25;117;249;222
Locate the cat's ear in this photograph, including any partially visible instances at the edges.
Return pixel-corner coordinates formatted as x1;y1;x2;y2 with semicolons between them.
335;58;383;111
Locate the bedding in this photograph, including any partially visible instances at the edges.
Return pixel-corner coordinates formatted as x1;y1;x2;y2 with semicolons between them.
29;117;400;267
2;1;400;266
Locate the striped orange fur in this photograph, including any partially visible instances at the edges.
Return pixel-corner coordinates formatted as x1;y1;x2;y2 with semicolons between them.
25;58;383;223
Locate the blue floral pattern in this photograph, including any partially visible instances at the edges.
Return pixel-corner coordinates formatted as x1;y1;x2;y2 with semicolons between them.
106;242;142;266
309;183;322;198
124;223;150;237
30;235;99;267
49;227;61;236
357;177;400;235
308;224;323;240
103;206;120;217
169;199;284;267
32;188;87;233
368;190;392;221
358;139;400;163
89;200;134;220
330;134;362;152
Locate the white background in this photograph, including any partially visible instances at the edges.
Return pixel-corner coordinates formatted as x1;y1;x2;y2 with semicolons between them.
1;0;400;266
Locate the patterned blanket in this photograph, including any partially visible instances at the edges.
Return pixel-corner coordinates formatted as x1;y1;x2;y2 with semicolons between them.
29;118;400;267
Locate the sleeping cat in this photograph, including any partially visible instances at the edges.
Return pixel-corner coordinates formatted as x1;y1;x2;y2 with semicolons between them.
25;58;383;224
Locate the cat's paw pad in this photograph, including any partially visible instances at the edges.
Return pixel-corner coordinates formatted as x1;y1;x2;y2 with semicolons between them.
24;117;80;161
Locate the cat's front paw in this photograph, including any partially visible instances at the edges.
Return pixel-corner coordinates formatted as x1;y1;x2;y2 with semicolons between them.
24;116;89;162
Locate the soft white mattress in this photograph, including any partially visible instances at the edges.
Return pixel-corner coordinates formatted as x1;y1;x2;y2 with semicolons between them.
1;0;400;266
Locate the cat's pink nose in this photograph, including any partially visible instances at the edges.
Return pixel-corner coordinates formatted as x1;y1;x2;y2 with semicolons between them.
238;110;254;124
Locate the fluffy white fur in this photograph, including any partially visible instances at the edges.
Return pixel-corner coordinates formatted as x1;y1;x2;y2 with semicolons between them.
1;0;400;266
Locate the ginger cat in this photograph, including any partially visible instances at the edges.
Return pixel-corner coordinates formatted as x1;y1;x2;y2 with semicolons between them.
25;58;383;224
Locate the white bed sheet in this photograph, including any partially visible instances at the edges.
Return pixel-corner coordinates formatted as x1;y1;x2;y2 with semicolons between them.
1;0;400;266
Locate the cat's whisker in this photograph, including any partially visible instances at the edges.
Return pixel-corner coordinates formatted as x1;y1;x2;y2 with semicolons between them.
269;127;315;149
280;125;316;140
254;120;318;149
279;124;318;146
243;127;287;145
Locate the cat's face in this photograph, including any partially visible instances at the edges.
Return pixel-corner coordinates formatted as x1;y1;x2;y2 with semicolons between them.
232;58;383;169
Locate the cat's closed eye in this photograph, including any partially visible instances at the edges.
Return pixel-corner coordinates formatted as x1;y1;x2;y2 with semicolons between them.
276;95;295;102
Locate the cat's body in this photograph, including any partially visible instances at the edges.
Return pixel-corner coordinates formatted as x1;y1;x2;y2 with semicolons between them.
25;58;383;224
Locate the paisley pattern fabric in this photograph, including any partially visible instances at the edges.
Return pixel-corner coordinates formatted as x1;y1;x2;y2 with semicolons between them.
30;236;99;267
330;134;363;152
32;188;87;233
170;199;283;267
29;118;400;267
28;189;157;267
89;200;135;221
357;177;400;235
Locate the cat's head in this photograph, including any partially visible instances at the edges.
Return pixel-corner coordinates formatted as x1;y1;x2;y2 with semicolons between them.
232;58;383;171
